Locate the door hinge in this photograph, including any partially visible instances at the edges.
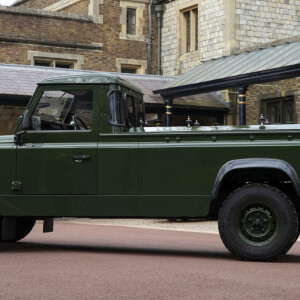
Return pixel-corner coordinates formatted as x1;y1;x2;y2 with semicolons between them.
12;181;22;191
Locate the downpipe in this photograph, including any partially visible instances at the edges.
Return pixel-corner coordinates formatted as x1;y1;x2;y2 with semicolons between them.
147;0;155;74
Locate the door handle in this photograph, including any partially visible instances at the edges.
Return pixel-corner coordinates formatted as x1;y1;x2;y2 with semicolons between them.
72;155;91;163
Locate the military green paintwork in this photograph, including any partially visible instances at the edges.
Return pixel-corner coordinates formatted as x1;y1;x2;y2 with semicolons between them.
0;73;300;218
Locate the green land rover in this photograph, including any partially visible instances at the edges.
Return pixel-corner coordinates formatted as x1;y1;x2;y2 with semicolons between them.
0;73;299;261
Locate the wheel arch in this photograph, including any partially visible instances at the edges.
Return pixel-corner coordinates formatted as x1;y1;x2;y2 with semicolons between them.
210;158;300;216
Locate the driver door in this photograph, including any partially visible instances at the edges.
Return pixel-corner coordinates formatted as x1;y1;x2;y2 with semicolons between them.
15;85;98;195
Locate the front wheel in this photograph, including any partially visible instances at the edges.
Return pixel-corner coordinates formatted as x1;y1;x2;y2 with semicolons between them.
218;184;298;261
0;217;36;242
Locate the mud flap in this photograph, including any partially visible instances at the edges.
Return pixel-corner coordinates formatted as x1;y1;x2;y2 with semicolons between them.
43;218;54;233
2;217;17;241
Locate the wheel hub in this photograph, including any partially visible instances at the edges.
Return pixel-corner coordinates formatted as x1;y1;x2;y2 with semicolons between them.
237;203;279;246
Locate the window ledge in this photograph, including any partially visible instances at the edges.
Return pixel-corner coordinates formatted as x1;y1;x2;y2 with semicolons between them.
179;49;200;61
119;33;145;42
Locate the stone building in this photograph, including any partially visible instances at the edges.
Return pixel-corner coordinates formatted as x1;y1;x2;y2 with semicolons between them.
1;0;299;127
158;0;300;76
153;0;300;125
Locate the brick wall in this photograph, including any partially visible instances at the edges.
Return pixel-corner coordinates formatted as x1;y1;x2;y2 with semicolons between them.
0;12;96;45
14;0;58;9
0;2;156;73
246;78;300;125
15;0;89;15
60;0;89;15
0;105;25;135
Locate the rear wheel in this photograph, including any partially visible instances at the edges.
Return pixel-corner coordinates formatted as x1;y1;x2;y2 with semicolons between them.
218;184;298;261
0;217;36;242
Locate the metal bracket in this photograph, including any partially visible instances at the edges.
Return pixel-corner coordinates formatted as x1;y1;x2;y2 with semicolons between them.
14;131;25;145
12;181;22;191
43;218;54;233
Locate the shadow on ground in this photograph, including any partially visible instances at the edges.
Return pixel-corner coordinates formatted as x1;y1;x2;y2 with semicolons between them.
0;240;233;260
1;241;300;263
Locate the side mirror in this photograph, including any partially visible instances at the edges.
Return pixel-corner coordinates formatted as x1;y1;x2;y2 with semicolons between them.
22;110;31;129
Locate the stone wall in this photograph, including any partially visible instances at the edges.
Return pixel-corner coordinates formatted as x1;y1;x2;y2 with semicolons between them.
161;0;225;76
236;0;300;50
161;0;300;75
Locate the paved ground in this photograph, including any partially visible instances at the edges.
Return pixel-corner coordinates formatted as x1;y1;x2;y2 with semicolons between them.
0;221;300;299
64;218;300;241
65;218;219;234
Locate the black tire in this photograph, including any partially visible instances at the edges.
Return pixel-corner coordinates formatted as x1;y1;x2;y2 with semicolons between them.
218;184;298;261
294;215;300;243
0;217;36;242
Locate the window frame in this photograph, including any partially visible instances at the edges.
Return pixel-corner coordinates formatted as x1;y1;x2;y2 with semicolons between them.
28;51;84;69
121;64;139;74
181;5;199;54
107;90;145;128
126;8;136;35
107;90;126;127
116;58;147;75
21;85;97;134
261;96;295;124
34;58;76;69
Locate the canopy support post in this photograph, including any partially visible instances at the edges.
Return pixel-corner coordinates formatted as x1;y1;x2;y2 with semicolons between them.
238;86;248;125
164;98;173;127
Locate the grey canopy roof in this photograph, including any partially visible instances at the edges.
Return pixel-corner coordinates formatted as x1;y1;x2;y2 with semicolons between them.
0;64;227;110
154;40;300;98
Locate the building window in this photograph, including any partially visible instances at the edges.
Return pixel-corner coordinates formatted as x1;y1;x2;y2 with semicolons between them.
116;58;147;74
261;97;295;124
184;11;191;52
34;59;75;69
120;1;145;42
28;51;84;69
194;8;198;51
127;8;136;35
121;65;138;74
182;7;198;53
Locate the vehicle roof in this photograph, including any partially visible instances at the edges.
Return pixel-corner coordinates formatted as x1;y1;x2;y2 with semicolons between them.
40;73;143;94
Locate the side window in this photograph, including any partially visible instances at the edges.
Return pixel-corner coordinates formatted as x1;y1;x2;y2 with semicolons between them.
108;91;125;126
125;94;145;127
108;91;145;128
32;89;93;130
126;95;135;126
135;97;145;123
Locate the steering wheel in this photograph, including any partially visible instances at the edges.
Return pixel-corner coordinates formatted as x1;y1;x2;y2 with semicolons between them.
72;115;89;130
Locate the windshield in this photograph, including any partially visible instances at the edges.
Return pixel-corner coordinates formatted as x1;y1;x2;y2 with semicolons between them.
32;89;93;130
34;90;74;123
